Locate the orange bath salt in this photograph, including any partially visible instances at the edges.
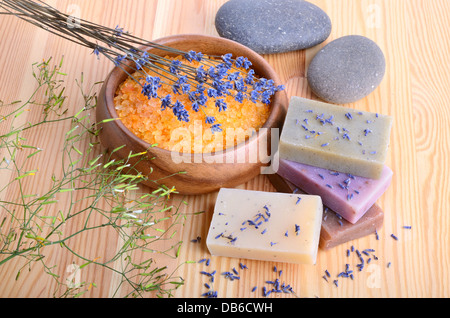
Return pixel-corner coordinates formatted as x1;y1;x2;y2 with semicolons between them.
114;56;270;153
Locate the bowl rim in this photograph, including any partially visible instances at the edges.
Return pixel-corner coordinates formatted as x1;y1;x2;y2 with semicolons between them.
102;33;285;159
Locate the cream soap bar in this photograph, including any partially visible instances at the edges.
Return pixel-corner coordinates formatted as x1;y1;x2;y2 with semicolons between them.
278;96;393;179
206;188;323;264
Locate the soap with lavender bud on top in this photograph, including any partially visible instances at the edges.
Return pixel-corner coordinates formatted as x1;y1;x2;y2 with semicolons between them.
267;173;384;249
206;188;323;264
278;96;393;179
277;158;392;224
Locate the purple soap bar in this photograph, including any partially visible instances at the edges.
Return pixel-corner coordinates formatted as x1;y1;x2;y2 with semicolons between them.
277;159;392;224
267;173;384;250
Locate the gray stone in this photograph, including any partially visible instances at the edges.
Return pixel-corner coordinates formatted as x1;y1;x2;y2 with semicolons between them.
215;0;331;54
307;35;386;104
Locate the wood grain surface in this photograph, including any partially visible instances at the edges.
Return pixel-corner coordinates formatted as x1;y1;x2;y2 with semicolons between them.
0;0;448;298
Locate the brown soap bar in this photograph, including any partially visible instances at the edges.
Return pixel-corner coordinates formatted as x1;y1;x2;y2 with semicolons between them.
267;173;384;249
319;203;384;249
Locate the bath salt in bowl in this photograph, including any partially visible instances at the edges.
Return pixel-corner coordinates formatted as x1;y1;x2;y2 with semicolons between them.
96;34;287;195
114;56;271;154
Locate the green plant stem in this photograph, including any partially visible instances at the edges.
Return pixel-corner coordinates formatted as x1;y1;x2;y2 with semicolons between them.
0;57;191;297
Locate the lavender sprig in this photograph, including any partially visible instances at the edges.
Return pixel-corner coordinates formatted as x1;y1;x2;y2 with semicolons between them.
0;0;285;132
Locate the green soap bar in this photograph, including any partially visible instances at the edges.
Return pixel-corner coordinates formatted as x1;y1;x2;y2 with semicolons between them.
278;96;392;179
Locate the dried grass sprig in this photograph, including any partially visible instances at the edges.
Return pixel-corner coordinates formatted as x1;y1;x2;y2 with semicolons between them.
0;57;194;297
0;0;285;131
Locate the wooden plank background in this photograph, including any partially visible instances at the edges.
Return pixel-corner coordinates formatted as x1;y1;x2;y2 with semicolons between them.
0;0;448;298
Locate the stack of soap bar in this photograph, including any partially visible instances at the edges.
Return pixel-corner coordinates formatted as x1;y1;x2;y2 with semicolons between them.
278;96;393;179
277;158;392;224
267;173;384;249
206;188;323;264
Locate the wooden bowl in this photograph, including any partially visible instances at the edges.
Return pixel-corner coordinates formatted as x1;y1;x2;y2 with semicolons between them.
96;34;288;195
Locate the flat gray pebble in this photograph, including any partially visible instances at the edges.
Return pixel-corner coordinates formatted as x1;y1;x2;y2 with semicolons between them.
215;0;331;54
307;35;386;104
